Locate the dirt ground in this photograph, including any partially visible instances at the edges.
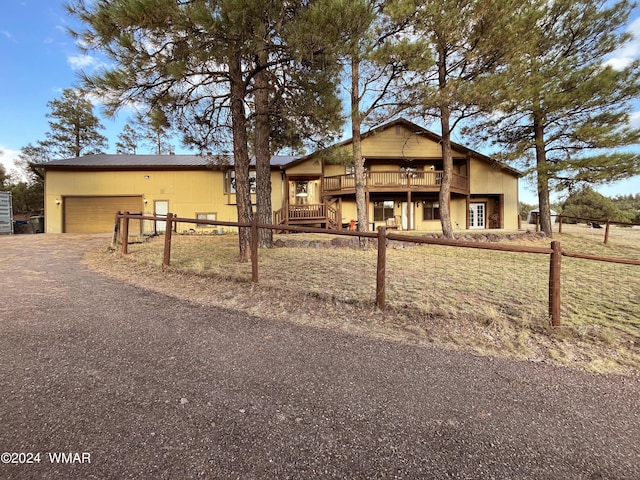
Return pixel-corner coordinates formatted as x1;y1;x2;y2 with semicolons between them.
1;233;639;479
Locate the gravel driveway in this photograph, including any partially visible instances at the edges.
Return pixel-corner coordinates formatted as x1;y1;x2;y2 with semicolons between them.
1;234;639;479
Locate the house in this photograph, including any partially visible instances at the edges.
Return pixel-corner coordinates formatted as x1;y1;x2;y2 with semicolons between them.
41;118;521;234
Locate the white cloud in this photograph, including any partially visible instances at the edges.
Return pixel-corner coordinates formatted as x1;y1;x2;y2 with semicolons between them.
0;30;17;43
630;110;640;129
67;53;103;71
0;146;27;181
605;17;640;70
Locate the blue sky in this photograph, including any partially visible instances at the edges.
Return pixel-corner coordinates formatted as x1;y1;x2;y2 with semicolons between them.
1;1;639;205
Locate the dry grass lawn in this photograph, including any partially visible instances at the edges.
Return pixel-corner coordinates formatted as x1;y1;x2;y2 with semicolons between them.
85;223;640;376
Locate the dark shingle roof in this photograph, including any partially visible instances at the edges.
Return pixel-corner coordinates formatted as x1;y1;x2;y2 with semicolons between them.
41;154;300;169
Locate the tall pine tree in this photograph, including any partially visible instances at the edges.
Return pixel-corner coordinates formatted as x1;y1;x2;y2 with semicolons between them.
329;0;417;233
470;0;640;236
38;88;108;160
388;0;523;238
68;0;344;259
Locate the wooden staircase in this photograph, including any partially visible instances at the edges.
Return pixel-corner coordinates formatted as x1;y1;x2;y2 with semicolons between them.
273;201;340;231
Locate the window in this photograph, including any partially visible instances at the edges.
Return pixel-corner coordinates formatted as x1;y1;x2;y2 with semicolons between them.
423;201;440;221
374;200;394;222
294;181;309;205
225;170;256;194
196;213;217;222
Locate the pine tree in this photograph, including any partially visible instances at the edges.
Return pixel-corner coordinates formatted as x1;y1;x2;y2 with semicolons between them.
39;88;108;159
68;0;344;259
115;124;142;154
561;187;626;223
470;0;640;236
332;0;417;233
388;0;522;238
143;109;174;155
0;163;9;189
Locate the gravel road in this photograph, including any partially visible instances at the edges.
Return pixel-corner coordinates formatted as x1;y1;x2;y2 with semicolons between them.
1;234;639;479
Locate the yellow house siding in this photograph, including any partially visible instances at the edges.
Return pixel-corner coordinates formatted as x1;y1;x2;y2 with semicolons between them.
323;164;345;176
361;125;440;158
469;157;519;230
47;169;237;233
470;157;513;194
339;197;469;232
285;158;322;175
270;170;284;214
340;202;358;225
503;185;520;229
359;124;469;159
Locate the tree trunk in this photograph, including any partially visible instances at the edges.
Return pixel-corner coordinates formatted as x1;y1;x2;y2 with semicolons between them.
438;50;454;239
439;110;454;239
351;57;368;233
255;52;273;248
533;108;553;237
75;125;81;157
229;55;252;262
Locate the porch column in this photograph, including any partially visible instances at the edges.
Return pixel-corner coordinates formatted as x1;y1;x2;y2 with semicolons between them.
407;191;412;231
466;195;470;229
365;191;370;231
285;200;289;226
285;176;290;227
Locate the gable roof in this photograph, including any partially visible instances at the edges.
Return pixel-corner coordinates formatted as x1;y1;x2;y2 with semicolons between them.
287;117;523;177
38;118;522;177
40;153;300;170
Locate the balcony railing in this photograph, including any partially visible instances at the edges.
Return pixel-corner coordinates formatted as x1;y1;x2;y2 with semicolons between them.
288;204;326;219
274;203;340;229
323;170;469;193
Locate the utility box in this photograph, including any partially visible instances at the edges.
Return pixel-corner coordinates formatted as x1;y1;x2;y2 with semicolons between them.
29;215;45;234
0;191;14;234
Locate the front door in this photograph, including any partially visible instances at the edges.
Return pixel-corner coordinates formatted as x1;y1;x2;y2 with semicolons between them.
469;203;485;229
401;202;414;230
154;200;169;233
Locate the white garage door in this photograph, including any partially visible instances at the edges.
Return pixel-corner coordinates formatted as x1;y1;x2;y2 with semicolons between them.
64;196;143;233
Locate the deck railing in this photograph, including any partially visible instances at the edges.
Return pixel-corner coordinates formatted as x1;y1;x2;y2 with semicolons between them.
288;204;326;219
274;203;339;229
323;170;469;193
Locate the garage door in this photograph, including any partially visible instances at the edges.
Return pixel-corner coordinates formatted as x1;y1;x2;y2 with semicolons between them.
64;196;143;233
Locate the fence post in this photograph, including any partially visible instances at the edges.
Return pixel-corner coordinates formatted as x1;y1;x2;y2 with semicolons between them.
376;226;387;310
604;220;610;244
121;212;130;254
162;212;173;269
251;217;259;283
549;240;562;326
112;211;122;249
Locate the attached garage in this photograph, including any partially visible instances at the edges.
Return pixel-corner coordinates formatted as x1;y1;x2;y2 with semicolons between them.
64;196;143;233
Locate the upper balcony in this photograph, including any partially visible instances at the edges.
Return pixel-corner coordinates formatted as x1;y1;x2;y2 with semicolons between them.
323;170;470;196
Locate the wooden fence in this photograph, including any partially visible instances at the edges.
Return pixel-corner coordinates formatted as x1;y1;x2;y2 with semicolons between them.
531;212;639;244
114;211;640;327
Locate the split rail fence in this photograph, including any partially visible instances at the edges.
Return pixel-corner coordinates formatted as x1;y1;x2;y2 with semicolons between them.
531;212;640;244
113;211;640;327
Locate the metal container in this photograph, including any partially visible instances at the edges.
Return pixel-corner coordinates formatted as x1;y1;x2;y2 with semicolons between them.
0;191;13;234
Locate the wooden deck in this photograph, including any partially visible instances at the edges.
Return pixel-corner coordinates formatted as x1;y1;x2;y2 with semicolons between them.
323;170;469;195
274;203;340;230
